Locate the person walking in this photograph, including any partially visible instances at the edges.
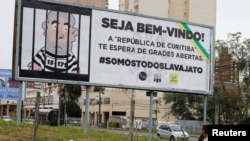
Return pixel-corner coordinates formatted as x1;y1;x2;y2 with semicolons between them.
198;124;208;141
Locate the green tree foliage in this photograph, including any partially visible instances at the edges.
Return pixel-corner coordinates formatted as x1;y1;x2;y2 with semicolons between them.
58;84;82;118
214;32;250;123
94;86;105;92
210;85;242;124
64;84;82;101
66;101;81;117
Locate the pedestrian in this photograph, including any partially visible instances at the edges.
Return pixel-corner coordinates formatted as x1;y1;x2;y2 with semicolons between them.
198;124;208;141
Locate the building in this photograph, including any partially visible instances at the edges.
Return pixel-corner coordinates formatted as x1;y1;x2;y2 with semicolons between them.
59;0;109;8
0;100;17;118
18;0;217;128
214;47;238;83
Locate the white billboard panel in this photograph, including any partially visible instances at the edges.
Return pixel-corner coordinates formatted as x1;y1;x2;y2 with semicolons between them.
16;0;214;94
90;10;213;94
0;69;19;100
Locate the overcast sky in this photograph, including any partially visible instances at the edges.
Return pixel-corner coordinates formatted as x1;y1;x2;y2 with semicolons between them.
1;0;250;69
216;0;250;40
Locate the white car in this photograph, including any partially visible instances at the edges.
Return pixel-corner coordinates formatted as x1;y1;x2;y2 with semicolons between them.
1;115;12;121
157;123;189;141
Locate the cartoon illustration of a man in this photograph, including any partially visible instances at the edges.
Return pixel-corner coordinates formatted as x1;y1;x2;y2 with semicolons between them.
28;11;79;73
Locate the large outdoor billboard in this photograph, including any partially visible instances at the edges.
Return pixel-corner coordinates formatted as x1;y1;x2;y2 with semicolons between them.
15;0;214;94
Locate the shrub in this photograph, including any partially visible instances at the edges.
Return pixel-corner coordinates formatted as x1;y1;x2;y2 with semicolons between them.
109;120;119;128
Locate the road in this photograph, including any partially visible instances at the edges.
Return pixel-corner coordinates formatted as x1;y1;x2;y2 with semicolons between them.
104;128;199;141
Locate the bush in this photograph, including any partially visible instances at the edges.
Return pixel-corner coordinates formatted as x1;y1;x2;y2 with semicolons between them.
109;120;119;128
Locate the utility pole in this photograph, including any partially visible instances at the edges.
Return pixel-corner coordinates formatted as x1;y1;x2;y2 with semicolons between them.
129;90;135;141
33;92;40;141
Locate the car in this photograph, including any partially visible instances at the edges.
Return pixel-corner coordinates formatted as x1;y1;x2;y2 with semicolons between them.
157;123;189;141
1;115;12;121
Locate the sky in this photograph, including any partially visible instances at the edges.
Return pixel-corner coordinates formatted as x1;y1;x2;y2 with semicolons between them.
1;0;250;70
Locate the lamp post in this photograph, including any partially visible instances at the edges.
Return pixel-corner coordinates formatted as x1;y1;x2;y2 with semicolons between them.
98;90;104;128
63;96;67;126
98;91;101;128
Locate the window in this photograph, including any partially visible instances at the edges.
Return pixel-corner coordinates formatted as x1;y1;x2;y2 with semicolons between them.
90;99;96;105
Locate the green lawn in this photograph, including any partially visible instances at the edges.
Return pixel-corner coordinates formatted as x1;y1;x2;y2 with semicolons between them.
0;120;167;141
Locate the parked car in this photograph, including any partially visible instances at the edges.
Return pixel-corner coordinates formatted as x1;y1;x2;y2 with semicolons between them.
157;123;189;141
1;115;12;121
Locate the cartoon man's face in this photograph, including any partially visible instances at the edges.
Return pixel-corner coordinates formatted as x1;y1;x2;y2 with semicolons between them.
42;12;78;55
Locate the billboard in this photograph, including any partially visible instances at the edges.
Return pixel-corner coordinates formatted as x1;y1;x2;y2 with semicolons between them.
0;69;19;100
15;0;214;94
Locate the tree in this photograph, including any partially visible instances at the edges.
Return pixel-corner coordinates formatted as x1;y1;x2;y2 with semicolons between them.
163;92;204;120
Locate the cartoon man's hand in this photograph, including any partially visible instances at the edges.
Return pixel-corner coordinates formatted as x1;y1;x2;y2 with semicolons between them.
71;70;77;74
27;62;42;71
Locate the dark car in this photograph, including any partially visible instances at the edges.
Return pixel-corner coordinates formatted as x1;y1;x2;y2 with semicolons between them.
157;123;189;141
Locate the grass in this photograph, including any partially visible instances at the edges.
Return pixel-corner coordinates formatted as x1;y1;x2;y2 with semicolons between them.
0;120;168;141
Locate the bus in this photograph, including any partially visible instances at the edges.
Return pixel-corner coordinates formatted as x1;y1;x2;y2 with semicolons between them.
36;108;64;126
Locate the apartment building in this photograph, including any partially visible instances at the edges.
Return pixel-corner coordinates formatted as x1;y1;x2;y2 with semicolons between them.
22;82;60;118
20;0;216;127
59;0;109;8
79;88;172;128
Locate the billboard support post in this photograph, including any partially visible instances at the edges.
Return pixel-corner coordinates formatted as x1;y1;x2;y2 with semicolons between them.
33;91;41;141
16;81;23;126
148;90;154;141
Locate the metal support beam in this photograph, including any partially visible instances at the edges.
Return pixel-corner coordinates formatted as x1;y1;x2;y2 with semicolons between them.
84;86;90;135
203;95;207;124
16;81;23;126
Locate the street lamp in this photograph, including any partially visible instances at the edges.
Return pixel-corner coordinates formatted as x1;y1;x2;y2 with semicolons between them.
97;90;104;128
